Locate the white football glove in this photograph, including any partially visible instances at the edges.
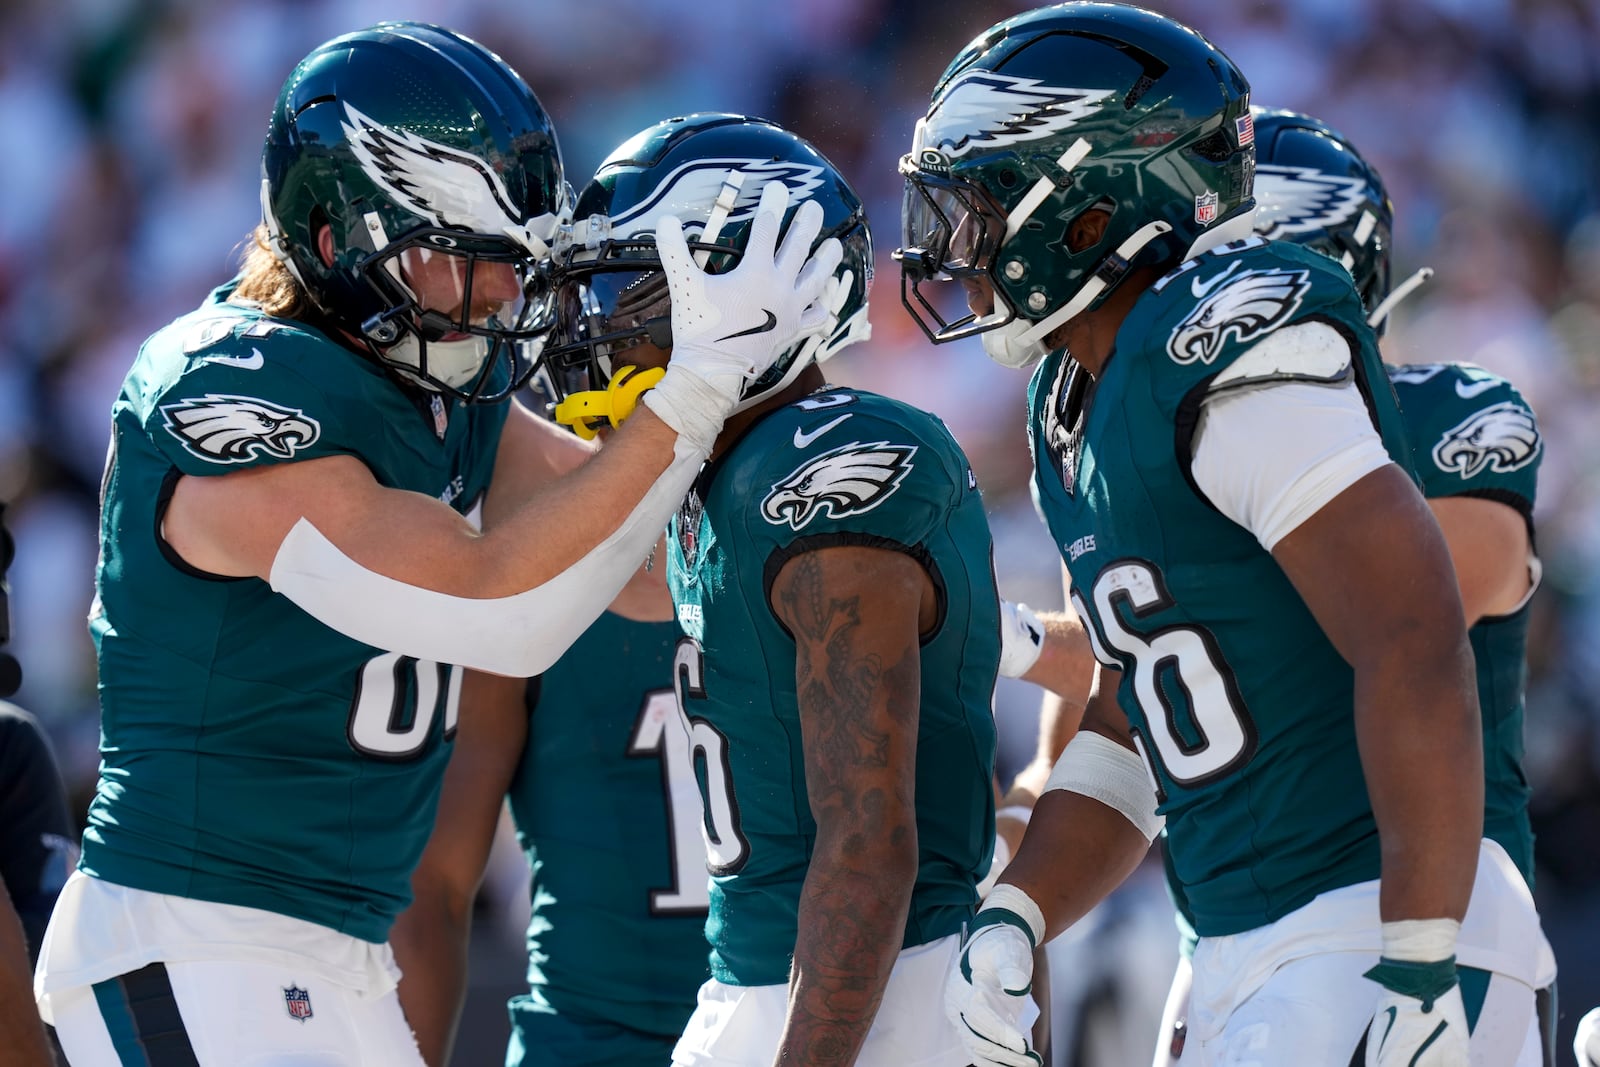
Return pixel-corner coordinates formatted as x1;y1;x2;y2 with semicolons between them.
998;599;1045;679
642;180;843;453
1575;1005;1600;1067
1363;958;1468;1067
945;900;1042;1067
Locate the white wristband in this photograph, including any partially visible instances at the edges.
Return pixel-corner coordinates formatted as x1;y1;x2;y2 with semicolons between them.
979;882;1045;945
1380;918;1460;962
1044;731;1165;841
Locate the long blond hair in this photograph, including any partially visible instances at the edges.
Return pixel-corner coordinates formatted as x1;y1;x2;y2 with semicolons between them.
232;224;314;320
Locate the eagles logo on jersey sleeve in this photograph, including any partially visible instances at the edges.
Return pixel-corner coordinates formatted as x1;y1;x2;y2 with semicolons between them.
137;290;431;479
725;390;970;568
160;394;321;464
1389;363;1541;507
1165;260;1312;366
1126;239;1377;421
760;442;917;531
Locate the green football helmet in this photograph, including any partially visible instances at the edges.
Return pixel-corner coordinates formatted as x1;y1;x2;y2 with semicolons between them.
1251;107;1412;331
543;113;872;418
897;2;1255;367
260;21;569;402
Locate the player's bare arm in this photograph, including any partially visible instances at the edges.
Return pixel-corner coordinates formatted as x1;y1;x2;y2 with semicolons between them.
0;882;52;1067
391;669;528;1066
768;544;930;1067
164;405;679;596
1427;495;1535;624
1272;464;1482;922
1006;564;1098;810
486;400;673;622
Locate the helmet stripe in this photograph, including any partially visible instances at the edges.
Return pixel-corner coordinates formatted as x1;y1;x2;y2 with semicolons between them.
1006;138;1092;241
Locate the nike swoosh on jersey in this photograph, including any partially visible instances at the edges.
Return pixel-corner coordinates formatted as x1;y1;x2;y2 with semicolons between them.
716;309;778;342
203;348;265;370
1455;378;1498;399
793;413;852;449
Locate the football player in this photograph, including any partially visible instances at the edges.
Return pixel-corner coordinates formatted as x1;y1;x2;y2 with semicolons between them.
899;6;1521;1066
393;607;709;1066
542;112;1002;1066
1149;106;1557;1067
33;23;838;1065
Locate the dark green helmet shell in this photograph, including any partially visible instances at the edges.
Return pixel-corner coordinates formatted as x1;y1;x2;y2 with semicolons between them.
260;21;567;400
898;2;1254;347
551;112;872;413
1251;106;1394;323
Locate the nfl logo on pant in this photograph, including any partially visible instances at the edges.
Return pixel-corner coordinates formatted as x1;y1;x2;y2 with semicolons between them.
283;985;313;1022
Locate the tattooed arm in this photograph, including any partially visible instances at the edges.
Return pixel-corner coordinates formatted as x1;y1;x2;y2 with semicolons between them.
767;543;936;1067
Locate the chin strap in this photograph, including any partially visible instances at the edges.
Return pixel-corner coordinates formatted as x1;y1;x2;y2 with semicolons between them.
554;365;667;439
1367;266;1434;329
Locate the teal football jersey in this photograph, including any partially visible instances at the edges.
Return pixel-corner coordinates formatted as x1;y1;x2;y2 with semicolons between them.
506;610;709;1055
1390;361;1542;885
668;387;1000;987
85;282;506;942
1029;239;1415;937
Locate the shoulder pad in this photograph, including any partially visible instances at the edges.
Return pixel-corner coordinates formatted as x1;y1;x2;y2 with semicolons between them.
1132;239;1366;376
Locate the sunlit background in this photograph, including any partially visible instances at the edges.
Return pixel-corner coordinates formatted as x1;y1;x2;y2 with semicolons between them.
3;0;1598;1062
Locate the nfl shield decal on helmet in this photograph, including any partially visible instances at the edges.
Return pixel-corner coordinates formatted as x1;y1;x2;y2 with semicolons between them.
761;442;916;531
284;985;313;1022
1194;191;1219;225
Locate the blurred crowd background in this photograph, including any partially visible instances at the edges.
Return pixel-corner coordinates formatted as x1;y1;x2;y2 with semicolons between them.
3;0;1599;1062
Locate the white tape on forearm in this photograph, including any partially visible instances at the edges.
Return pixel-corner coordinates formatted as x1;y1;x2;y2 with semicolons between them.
1043;731;1165;841
642;365;734;454
268;440;706;677
979;883;1045;945
1380;918;1460;962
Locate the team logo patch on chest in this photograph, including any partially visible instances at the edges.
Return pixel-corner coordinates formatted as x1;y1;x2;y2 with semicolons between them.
160;393;321;463
761;442;916;531
1166;262;1311;366
1432;401;1540;478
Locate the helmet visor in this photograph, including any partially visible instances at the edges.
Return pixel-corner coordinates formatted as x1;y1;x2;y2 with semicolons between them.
382;239;550;342
543;264;674;400
895;163;1015;343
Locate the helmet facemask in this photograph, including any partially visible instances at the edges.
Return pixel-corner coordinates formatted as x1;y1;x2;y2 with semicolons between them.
355;223;558;401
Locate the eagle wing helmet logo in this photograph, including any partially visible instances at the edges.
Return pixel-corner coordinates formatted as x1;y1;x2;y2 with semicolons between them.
918;73;1114;158
604;157;827;241
761;442;917;531
1432;401;1541;478
341;103;563;257
1167;263;1313;366
161;394;322;464
1253;164;1369;240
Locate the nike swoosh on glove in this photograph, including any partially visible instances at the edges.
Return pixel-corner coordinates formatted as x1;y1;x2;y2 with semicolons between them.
1363;957;1469;1067
944;911;1042;1067
642;180;843;453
